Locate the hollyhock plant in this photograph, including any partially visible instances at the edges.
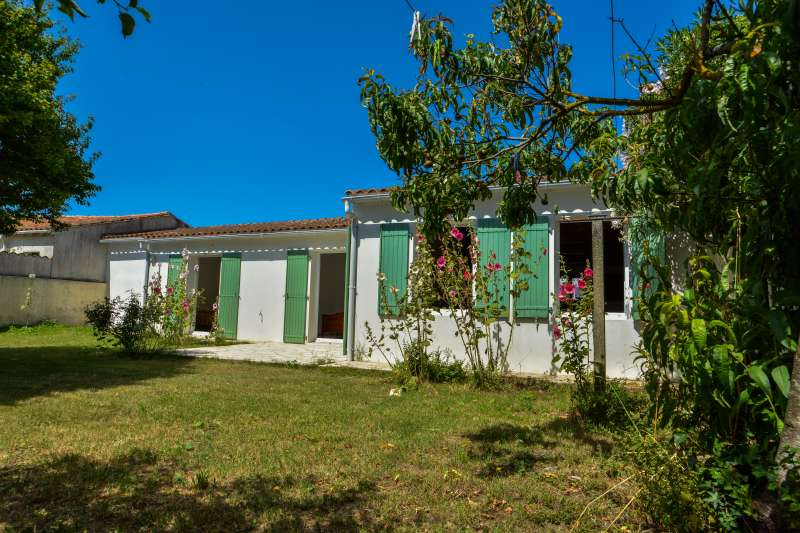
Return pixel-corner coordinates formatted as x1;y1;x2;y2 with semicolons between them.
450;227;464;241
552;257;594;396
166;286;174;295
583;267;593;278
563;282;575;295
463;270;472;281
436;256;446;269
553;324;562;340
577;278;587;290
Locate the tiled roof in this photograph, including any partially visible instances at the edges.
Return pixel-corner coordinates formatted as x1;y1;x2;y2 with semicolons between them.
16;212;179;231
102;217;349;241
343;186;396;197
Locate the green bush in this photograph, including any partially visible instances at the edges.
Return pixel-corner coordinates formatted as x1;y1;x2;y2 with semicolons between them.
392;339;468;385
571;378;647;430
85;295;163;355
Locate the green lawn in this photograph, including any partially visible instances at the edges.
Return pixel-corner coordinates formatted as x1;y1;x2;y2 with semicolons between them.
0;324;641;531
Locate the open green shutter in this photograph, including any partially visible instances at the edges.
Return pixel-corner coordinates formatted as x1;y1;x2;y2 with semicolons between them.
477;219;511;316
515;220;550;318
218;253;241;339
167;255;182;288
378;223;409;316
283;250;309;343
630;219;666;319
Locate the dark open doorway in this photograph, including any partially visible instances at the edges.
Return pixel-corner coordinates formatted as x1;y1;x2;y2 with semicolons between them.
195;256;221;332
317;253;346;339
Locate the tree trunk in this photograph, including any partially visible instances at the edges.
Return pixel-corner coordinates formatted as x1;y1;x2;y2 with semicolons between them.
777;333;800;485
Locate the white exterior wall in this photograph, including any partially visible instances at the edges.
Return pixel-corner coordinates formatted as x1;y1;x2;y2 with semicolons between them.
106;231;347;342
349;183;642;379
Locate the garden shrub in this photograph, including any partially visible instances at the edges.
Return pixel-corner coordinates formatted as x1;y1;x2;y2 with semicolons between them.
392;338;468;385
85;294;163;355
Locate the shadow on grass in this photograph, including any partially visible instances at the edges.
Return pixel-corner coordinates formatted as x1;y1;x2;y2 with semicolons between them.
463;418;614;478
0;345;194;406
0;449;378;531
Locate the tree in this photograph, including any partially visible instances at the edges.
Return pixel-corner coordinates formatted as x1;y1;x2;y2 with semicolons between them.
0;1;98;234
38;0;152;37
361;0;800;526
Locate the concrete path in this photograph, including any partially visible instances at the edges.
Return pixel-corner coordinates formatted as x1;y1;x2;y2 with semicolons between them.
178;340;350;365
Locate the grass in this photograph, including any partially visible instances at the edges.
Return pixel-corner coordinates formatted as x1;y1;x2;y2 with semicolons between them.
0;324;643;531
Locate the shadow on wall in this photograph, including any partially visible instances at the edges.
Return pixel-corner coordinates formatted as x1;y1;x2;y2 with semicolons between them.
0;449;378;531
0;345;194;406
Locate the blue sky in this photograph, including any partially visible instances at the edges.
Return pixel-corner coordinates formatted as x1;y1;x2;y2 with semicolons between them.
59;1;699;227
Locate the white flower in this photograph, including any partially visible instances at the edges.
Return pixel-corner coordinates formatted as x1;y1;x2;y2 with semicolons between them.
193;264;200;272
181;248;189;258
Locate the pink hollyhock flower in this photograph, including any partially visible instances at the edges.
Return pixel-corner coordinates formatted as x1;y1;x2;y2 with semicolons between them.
166;287;174;295
558;292;566;302
563;282;575;295
182;300;190;310
577;278;587;289
417;233;425;243
553;325;562;340
583;267;593;278
436;256;446;269
450;227;464;241
463;270;472;281
448;289;457;298
153;287;161;295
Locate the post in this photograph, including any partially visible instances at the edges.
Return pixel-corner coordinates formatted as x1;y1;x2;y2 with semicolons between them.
591;220;606;391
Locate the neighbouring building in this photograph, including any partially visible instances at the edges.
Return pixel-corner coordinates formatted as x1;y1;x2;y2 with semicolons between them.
103;183;657;378
0;212;185;326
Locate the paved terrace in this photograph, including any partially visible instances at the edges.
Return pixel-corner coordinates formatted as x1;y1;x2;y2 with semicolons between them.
177;340;391;371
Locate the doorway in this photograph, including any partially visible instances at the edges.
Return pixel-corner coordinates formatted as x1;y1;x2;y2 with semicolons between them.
316;253;346;339
195;256;221;332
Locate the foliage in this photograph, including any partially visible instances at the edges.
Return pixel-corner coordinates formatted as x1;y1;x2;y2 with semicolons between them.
392;338;468;385
148;251;199;346
635;254;795;528
0;0;97;235
207;298;226;345
85;294;163;355
552;258;594;395
37;0;151;37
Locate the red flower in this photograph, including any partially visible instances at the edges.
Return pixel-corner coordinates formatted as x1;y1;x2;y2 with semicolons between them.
436;256;446;269
450;227;464;241
153;287;161;295
553;325;562;340
417;233;425;243
542;248;548;256
166;286;174;295
583;267;593;278
577;278;587;289
463;270;472;281
558;292;566;302
182;300;190;310
563;282;575;295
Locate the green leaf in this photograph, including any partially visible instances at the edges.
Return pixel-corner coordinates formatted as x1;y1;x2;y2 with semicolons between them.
771;366;791;399
768;310;795;351
691;318;707;350
747;365;772;399
119;12;136;37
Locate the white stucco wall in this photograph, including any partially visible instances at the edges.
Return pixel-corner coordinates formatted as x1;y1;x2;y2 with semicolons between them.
349;183;643;379
108;246;148;301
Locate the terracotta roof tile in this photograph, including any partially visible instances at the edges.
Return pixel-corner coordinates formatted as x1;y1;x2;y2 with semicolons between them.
344;186;396;197
16;212;180;231
102;217;348;240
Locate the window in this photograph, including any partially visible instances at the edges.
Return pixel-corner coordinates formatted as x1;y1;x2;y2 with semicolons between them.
559;221;625;313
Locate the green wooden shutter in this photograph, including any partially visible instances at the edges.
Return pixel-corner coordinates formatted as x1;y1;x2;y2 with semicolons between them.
218;253;241;339
515;220;550;319
630;220;666;319
167;255;182;288
477;219;511;316
283;250;309;343
378;223;409;316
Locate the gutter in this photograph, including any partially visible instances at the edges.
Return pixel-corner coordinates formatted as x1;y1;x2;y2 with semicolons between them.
99;227;348;244
344;200;358;360
340;180;583;202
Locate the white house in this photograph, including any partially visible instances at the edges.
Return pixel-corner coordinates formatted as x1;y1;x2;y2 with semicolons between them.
103;183;648;378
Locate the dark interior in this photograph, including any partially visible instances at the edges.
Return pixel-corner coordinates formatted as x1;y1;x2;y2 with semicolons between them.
558;221;625;313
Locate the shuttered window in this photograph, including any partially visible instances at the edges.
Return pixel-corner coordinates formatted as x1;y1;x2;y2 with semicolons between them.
218;253;241;339
515;220;550;319
378;223;410;316
629;220;666;319
166;255;182;288
477;219;511;316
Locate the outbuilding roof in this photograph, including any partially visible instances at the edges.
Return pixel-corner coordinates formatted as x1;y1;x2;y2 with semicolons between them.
15;212;180;232
102;217;349;241
343;186;396;197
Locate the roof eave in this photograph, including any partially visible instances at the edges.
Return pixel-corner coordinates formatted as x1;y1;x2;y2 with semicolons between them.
100;226;348;243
